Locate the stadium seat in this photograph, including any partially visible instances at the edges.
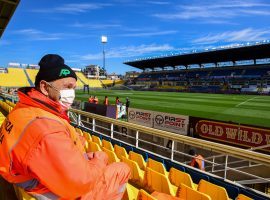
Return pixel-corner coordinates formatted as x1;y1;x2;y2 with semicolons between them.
236;194;253;200
75;128;83;136
147;158;168;176
210;177;239;199
102;147;120;164
121;143;134;153
198;179;231;200
169;167;197;190
122;156;144;186
137;189;157;200
123;183;139;200
111;139;122;147
129;151;146;170
102;139;114;151
239;189;266;200
14;185;36;200
83;131;92;141
88;141;101;152
92;135;102;146
145;167;177;196
148;154;164;165
176;183;211;200
185;168;209;184
164;160;185;172
133;148;148;160
114;144;128;160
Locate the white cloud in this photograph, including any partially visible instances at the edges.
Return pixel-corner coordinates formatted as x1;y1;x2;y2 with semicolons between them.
12;29;63;41
192;28;270;44
119;30;178;37
32;3;111;14
71;22;122;29
152;0;270;23
79;44;176;60
146;1;170;5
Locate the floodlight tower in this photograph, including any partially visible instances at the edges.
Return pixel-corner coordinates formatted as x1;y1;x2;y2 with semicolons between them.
101;35;107;72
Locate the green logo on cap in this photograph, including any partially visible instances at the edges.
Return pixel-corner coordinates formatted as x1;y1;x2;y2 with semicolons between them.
59;69;70;77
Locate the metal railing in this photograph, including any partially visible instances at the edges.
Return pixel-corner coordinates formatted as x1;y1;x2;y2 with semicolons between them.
69;108;270;188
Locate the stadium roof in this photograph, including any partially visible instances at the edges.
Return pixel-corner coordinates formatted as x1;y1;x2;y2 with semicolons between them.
0;0;20;38
124;43;270;70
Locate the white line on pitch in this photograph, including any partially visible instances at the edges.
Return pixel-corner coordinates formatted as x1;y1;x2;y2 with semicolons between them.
235;97;257;107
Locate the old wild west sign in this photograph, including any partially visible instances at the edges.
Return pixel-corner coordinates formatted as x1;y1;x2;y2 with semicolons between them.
195;120;270;151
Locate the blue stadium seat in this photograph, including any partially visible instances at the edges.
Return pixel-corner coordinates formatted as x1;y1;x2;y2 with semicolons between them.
185;168;209;184
210;177;239;199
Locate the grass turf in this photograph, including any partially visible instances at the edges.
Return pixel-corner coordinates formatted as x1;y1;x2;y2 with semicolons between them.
75;90;270;128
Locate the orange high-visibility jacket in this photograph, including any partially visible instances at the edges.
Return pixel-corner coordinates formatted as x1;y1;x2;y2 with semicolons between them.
0;88;107;199
190;155;205;171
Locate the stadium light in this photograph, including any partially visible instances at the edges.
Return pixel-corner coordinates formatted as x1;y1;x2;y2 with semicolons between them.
101;35;107;71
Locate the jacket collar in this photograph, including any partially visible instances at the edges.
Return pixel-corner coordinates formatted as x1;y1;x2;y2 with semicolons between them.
18;87;70;122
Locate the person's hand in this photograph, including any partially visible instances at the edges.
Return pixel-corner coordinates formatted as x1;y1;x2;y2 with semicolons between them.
87;152;94;159
93;151;108;165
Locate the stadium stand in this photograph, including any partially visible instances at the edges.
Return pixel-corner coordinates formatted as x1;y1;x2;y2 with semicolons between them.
125;43;270;95
0;68;30;87
25;69;38;84
76;72;103;88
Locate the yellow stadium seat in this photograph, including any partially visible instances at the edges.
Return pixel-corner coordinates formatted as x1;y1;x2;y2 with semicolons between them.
198;179;231;200
169;167;197;190
176;183;211;200
92;135;102;146
137;189;157;200
129;151;146;170
114;145;128;160
236;194;253;200
123;183;139;200
102;147;120;164
14;185;36;200
88;141;102;152
75;128;83;136
147;158;168;176
145;167;177;196
122;156;144;186
83;131;92;141
102;139;114;151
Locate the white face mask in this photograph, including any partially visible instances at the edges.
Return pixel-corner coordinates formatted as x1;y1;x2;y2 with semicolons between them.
46;82;75;109
59;89;75;109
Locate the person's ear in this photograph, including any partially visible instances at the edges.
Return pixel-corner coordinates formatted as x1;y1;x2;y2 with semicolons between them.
39;80;49;96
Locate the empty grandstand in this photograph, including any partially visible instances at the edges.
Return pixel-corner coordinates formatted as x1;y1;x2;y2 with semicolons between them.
125;43;270;94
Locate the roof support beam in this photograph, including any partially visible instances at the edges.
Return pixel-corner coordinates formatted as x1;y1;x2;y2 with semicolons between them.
0;0;17;5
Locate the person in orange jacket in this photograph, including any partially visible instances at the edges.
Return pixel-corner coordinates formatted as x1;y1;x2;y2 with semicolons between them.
189;149;205;171
88;95;94;103
0;54;130;199
103;96;109;105
93;96;99;104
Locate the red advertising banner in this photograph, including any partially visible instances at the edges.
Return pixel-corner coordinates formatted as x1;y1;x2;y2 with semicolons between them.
195;120;270;150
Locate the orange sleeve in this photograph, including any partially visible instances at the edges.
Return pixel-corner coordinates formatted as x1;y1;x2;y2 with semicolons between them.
26;127;107;199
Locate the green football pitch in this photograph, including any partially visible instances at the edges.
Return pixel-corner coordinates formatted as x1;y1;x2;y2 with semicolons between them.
75;90;270;128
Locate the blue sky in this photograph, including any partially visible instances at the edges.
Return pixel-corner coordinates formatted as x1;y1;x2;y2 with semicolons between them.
1;0;270;74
